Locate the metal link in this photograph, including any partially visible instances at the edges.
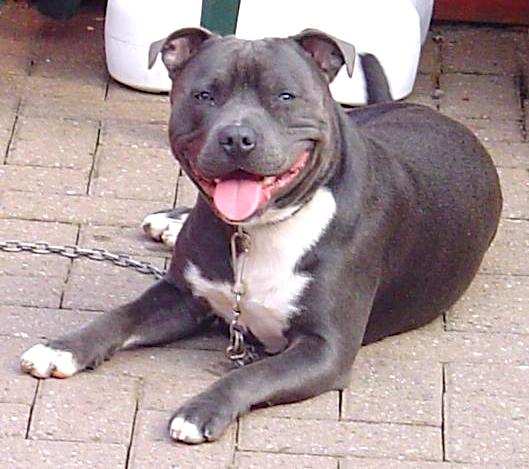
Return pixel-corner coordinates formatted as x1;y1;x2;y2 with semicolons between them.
224;226;258;367
0;240;166;280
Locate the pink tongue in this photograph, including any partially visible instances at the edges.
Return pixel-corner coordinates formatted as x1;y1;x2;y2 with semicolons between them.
213;178;263;221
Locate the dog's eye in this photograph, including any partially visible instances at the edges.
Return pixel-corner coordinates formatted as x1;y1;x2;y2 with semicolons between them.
194;91;214;103
278;92;296;102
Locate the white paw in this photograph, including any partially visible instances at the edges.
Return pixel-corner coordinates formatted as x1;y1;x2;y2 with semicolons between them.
160;221;185;248
169;416;205;444
141;211;188;248
20;344;79;379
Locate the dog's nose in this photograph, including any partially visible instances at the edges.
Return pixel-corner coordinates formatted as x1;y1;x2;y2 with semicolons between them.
218;125;257;157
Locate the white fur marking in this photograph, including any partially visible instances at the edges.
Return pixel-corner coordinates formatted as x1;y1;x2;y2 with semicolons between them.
184;188;336;352
169;416;205;443
141;211;188;248
122;335;142;349
20;344;79;379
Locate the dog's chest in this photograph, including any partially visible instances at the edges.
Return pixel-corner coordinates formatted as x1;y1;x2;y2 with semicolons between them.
184;188;336;353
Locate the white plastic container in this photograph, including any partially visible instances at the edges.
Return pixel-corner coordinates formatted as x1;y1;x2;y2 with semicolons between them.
105;0;433;103
105;0;202;92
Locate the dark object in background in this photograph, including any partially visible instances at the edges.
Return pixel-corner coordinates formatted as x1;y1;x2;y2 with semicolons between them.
30;0;242;32
34;0;82;20
434;0;529;25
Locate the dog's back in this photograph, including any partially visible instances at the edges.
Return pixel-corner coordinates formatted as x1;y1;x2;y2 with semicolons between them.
354;55;503;342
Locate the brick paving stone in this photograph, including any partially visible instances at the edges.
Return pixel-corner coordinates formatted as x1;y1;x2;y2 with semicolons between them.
100;119;169;149
341;457;490;468
0;337;38;405
0;71;29;98
405;74;438;108
128;409;235;469
140;376;216;412
0;439;127;469
172;328;228;352
69;251;166;276
0;2;42;49
439;74;520;120
21;74;106;102
445;363;529;464
0;275;64;308
0;52;29;77
0;219;76;280
0;165;89;195
481;219;529;276
524;99;529;141
343;357;442;426
29;373;138;444
239;415;442;461
462;117;524;144
0;99;17;157
104;100;171;125
0;218;79;244
418;33;441;75
496;167;529;219
94;347;226;382
0;251;70;278
251;391;339;421
0;305;100;340
78;223;172;259
0;191;162;226
7;116;99;169
30;5;106;66
446;274;529;335
484;142;529;168
176;172;199;208
235;451;338;469
441;28;521;75
106;80;170;107
18;93;168;123
19;95;106;121
62;266;157;311
361;317;529;365
0;403;30;438
90;146;178;202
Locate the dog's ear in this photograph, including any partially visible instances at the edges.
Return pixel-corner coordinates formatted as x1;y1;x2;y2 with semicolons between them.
293;29;355;82
148;27;217;73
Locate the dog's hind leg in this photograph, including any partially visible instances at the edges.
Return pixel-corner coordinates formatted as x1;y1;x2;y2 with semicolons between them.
20;280;209;379
142;207;192;248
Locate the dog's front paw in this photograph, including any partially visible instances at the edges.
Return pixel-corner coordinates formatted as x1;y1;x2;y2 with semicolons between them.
141;208;190;248
169;395;236;444
20;344;80;379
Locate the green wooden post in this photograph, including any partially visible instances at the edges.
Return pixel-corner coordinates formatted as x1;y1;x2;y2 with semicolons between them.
36;0;82;20
200;0;241;35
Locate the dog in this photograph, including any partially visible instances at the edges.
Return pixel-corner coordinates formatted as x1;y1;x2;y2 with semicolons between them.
20;28;502;444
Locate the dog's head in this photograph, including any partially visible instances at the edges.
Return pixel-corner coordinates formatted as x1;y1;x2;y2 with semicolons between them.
149;28;355;224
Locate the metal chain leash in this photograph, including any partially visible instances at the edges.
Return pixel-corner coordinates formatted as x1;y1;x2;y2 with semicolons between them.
0;240;166;279
225;226;258;367
1;236;257;367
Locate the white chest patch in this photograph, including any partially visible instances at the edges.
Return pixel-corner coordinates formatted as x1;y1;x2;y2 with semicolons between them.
184;188;336;353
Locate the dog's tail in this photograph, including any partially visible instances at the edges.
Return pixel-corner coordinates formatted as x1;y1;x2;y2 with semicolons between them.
360;53;393;104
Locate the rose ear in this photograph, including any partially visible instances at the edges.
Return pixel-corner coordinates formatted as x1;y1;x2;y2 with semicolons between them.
293;29;356;82
148;27;217;73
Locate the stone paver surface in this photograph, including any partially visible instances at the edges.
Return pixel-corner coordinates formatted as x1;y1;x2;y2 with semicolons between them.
0;3;527;468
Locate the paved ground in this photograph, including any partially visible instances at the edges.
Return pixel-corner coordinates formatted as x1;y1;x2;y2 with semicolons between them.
0;2;528;468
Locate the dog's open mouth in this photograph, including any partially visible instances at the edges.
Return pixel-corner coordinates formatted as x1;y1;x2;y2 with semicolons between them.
192;149;311;222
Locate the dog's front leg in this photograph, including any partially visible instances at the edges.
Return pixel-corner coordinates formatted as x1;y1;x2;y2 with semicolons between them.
169;261;379;444
20;280;209;379
169;330;357;444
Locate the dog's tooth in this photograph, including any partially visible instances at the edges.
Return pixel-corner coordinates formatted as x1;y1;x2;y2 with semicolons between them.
263;176;276;185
